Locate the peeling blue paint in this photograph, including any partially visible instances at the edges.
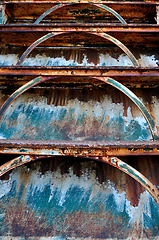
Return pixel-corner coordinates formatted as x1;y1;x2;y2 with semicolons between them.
0;96;151;141
0;161;159;238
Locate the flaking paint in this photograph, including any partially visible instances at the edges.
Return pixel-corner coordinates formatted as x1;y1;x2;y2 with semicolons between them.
0;157;159;238
0;90;151;141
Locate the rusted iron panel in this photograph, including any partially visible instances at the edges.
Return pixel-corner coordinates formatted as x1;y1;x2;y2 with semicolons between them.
0;31;159;48
0;87;154;142
0;154;159;203
4;3;157;24
16;32;139;66
1;76;157;139
0;47;159;67
0;156;159;238
34;3;127;24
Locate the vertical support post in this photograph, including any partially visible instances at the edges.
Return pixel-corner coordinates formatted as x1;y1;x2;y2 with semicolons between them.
157;5;159;24
0;4;6;24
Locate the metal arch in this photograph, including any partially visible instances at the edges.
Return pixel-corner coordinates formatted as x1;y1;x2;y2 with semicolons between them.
1;155;158;205
34;3;127;24
86;156;159;205
0;155;51;177
16;31;139;66
0;76;157;140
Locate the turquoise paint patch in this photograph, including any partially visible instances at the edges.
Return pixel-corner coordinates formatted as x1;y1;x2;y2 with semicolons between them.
0;101;151;141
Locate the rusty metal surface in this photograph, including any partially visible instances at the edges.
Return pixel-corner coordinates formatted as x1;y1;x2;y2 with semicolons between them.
0;30;159;48
0;76;157;139
0;156;159;238
0;154;49;177
1;76;158;141
1;139;159;156
88;156;159;204
4;2;157;24
16;32;139;66
1;24;159;32
34;3;127;24
0;0;158;237
0;67;159;77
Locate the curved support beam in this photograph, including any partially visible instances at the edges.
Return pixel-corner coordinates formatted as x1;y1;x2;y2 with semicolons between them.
0;155;50;177
16;31;139;67
87;156;159;205
97;77;158;140
0;76;157;140
0;76;52;119
34;3;127;24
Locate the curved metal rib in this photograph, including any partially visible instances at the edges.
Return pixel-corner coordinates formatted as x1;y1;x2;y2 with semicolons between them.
0;76;52;119
16;31;138;66
34;3;126;24
0;76;157;140
97;77;158;140
87;156;159;205
0;155;50;177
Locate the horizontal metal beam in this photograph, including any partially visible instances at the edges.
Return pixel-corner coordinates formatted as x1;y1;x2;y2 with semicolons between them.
0;67;158;77
1;140;159;156
1;24;159;33
2;1;159;4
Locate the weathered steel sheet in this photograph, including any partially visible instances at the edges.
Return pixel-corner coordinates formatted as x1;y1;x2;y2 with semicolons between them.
0;156;159;238
0;87;153;141
5;3;157;24
0;46;158;67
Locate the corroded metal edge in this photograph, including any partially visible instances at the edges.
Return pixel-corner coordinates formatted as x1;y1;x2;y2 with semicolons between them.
87;156;159;205
16;31;139;66
1;140;159;156
34;3;127;24
0;154;50;177
0;66;158;77
98;77;158;140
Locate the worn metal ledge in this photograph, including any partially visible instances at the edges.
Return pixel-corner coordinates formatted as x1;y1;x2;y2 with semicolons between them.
0;67;159;77
1;139;159;156
0;24;159;33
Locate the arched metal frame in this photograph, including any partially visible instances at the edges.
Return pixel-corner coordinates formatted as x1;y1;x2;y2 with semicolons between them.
0;76;158;140
0;155;50;177
16;31;139;67
34;3;127;24
0;155;159;204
